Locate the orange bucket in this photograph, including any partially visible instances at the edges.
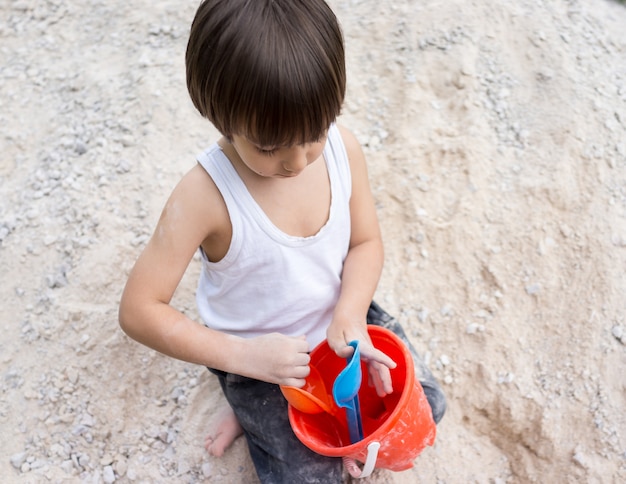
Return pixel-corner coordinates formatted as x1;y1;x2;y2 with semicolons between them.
288;326;436;474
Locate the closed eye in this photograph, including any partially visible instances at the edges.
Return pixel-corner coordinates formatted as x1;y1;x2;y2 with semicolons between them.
257;147;279;156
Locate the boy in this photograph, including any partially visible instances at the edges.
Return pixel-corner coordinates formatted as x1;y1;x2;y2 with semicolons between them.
119;1;444;481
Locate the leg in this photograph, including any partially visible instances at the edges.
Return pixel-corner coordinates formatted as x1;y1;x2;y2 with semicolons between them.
204;403;243;457
366;301;447;424
212;369;343;483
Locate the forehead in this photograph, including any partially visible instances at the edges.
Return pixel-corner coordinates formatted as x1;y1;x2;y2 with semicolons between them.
237;122;330;149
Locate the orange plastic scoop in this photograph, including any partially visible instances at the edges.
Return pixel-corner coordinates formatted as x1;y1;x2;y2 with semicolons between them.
280;365;337;415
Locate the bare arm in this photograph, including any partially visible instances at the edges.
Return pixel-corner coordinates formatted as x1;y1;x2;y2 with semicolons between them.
119;163;310;387
326;126;396;394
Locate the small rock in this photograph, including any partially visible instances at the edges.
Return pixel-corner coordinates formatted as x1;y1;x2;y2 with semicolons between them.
51;443;68;459
177;459;190;475
46;272;67;288
66;367;79;385
100;454;114;466
417;308;429;323
74;141;88;155
466;322;485;334
29;459;46;470
103;465;116;483
497;372;515;384
78;453;90;467
126;466;137;480
0;225;11;241
572;449;588;469
80;413;96;427
201;462;212;478
60;460;74;474
611;234;626;247
440;304;453;317
10;452;27;469
113;457;128;477
116;159;131;174
120;135;134;147
525;283;541;295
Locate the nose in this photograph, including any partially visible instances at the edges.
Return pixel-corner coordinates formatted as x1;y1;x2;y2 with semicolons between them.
282;147;309;174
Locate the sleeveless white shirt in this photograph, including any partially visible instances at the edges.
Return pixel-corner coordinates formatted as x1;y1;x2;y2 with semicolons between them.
195;124;352;347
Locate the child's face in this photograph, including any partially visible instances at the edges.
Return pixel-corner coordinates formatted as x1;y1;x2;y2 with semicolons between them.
230;133;328;178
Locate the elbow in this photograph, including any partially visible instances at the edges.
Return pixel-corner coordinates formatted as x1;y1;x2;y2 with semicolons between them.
118;295;138;339
118;305;132;337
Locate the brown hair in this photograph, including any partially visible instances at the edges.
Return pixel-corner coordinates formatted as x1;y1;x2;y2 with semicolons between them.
186;0;345;147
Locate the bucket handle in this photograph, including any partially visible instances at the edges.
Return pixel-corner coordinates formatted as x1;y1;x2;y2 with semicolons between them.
342;441;381;479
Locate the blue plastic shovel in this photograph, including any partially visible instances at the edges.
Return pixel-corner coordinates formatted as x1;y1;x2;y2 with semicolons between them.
332;340;364;444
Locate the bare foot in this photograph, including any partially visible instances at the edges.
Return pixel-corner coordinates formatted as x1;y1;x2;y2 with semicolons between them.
204;405;243;457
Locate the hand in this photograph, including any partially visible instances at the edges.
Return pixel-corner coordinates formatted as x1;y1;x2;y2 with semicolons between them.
326;322;397;397
239;333;311;387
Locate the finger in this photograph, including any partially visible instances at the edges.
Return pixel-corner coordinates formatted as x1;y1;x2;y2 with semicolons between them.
292;351;311;367
377;365;393;395
294;335;310;353
287;361;311;379
368;362;393;396
367;365;383;391
360;345;397;370
283;376;307;388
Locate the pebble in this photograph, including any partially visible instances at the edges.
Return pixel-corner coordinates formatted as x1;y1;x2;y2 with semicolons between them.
611;234;626;247
440;304;454;317
103;465;116;483
10;452;27;469
126;467;138;480
466;322;485;334
61;460;74;474
525;283;541;296
417;308;429;323
572;449;589;469
113;457;128;477
201;462;212;477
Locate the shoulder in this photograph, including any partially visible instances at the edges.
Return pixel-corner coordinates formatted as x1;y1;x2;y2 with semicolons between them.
163;161;230;243
174;138;232;214
335;124;362;157
172;162;221;207
335;124;368;175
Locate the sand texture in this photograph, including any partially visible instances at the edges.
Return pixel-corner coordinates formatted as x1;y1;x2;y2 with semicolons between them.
1;0;625;482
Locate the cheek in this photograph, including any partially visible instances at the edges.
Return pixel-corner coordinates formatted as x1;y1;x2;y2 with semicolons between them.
308;145;325;163
248;157;275;176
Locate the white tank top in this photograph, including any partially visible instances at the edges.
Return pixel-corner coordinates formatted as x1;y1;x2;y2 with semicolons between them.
195;124;352;347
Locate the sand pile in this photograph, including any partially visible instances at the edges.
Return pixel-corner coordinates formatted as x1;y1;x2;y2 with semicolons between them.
1;0;624;482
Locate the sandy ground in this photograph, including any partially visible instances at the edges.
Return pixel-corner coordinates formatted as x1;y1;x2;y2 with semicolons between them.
1;0;625;482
